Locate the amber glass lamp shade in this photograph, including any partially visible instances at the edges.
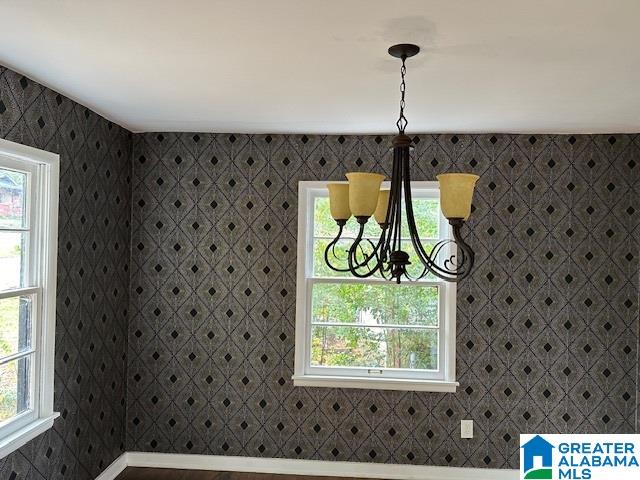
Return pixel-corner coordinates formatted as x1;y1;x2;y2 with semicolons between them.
327;183;351;220
345;172;385;217
374;190;391;224
437;173;480;220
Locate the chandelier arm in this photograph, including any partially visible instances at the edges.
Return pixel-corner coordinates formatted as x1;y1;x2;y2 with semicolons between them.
401;264;418;282
378;262;391;280
414;239;456;280
323;222;388;273
370;227;391;281
352;236;386;271
355;238;379;269
380;146;399;267
401;151;470;281
323;222;354;273
431;239;463;272
450;219;475;280
368;228;391;279
377;226;389;264
393;147;403;253
322;222;371;273
384;149;400;258
430;240;453;262
408;221;466;281
353;224;393;272
415;239;465;279
347;222;383;278
410;221;470;280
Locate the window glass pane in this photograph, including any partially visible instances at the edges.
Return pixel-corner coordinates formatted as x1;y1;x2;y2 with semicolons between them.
0;168;27;229
0;296;33;359
0;356;31;423
0;232;27;290
311;282;438;326
311;325;437;370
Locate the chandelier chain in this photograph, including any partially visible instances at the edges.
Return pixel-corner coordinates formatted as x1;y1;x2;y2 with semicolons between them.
396;56;408;133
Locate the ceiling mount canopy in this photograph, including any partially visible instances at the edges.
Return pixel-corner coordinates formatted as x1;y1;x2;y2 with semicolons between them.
387;43;420;59
324;44;479;283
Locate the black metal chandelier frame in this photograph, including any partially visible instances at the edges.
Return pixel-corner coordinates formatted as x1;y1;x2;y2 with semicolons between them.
323;44;475;283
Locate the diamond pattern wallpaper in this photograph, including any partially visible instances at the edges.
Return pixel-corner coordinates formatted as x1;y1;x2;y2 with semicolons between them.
127;132;639;468
0;67;132;479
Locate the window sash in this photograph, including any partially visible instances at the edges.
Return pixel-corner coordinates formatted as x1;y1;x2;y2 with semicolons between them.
305;277;447;380
0;156;39;293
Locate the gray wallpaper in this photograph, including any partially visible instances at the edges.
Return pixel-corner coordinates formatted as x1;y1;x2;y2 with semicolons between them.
127;132;639;469
0;67;132;479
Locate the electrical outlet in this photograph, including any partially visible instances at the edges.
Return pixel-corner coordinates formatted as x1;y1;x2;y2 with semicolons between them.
461;419;473;438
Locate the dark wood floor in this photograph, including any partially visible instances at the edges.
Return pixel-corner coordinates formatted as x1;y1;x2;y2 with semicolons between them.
116;467;368;480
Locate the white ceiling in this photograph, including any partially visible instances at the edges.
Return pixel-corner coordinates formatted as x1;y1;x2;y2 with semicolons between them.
2;0;639;134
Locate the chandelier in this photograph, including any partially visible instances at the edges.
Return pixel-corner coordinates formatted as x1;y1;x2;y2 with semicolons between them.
324;44;479;283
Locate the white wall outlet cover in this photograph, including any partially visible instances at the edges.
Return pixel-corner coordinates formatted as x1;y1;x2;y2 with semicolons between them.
461;420;473;438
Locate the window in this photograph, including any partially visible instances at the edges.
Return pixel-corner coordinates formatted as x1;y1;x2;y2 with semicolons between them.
0;138;59;458
294;181;457;392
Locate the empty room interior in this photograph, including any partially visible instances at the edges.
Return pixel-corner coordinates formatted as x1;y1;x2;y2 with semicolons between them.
0;1;638;480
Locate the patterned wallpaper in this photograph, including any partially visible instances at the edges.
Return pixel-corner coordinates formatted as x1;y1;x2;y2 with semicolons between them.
127;132;639;469
0;67;132;479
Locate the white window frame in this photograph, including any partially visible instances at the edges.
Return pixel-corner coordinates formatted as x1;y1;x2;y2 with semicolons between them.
0;138;59;459
293;181;458;392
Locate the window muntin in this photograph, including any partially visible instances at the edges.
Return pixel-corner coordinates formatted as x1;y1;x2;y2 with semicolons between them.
0;140;59;458
295;181;457;391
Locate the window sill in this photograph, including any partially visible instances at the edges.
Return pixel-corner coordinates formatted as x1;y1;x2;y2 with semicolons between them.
292;374;458;392
0;413;60;459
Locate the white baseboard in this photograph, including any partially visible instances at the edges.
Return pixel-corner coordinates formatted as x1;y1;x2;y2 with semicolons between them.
119;451;519;480
94;453;128;480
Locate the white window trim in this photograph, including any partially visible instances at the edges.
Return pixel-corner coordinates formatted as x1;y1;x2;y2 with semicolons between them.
293;181;458;392
0;138;60;459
